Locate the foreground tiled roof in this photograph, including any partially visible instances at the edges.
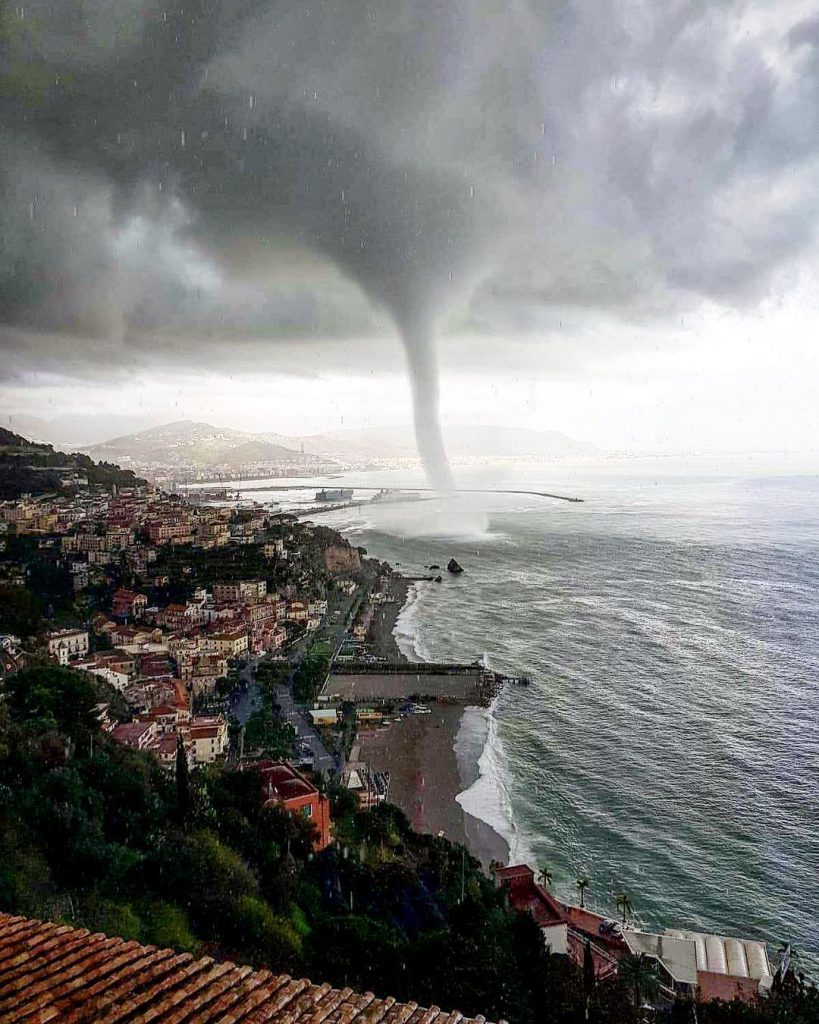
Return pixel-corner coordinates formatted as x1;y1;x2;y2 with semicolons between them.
0;913;494;1023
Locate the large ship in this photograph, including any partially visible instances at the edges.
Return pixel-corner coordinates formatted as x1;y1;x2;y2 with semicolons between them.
315;487;354;502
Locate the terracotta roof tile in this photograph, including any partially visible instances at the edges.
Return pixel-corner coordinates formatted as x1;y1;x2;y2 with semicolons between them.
0;915;491;1024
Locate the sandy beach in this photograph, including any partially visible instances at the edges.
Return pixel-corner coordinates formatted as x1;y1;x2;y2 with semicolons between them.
366;573;411;661
359;572;509;869
357;705;509;869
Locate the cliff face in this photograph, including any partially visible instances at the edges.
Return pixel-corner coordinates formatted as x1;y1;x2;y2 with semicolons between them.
323;543;361;574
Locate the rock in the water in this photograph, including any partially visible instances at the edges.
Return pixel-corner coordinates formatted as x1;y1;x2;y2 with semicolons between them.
447;558;464;574
435;575;443;583
429;564;441;570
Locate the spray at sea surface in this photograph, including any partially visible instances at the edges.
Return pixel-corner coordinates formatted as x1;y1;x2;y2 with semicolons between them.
306;458;819;975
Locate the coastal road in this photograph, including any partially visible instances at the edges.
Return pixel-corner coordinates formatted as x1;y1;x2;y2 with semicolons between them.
228;655;263;726
228;651;338;776
228;584;366;771
274;683;337;776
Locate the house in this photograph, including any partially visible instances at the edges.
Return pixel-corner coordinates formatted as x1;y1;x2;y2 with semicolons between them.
496;864;773;1003
90;612;117;636
110;624;155;647
137;653;176;681
250;623;286;654
45;628;89;665
163;603;198;633
77;655;131;693
150;732;195;771
146;517;193;545
286;600;308;623
211;628;249;659
138;704;190;734
212;580;267;603
195;518;230;548
246;601;277;626
111;720;157;751
112;588;148;620
189;715;229;763
247;760;331;851
122;679;179;712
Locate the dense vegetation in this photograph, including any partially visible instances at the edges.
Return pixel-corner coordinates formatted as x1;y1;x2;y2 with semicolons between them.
0;429;145;498
1;666;815;1023
292;650;331;704
0;666;623;1022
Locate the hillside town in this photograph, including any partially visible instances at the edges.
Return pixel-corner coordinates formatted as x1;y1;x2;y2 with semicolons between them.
0;480;367;780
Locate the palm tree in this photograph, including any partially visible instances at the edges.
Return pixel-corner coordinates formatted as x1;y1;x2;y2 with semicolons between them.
576;876;590;908
538;865;553;889
615;891;633;926
618;952;660;1008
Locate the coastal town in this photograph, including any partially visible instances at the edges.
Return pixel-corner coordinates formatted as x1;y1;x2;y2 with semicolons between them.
0;439;808;1022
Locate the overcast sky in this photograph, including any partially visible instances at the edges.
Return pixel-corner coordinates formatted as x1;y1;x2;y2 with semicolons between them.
3;1;819;460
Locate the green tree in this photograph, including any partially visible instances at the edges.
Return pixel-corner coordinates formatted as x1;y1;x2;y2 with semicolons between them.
577;876;590;908
0;584;42;638
175;734;190;823
618;952;660;1009
139;901;197;952
615;891;633;926
4;666;98;740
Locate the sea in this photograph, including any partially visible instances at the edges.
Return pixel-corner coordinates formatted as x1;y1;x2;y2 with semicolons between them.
218;455;819;974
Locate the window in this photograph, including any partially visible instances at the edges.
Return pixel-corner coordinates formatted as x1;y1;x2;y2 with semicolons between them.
302;804;313;818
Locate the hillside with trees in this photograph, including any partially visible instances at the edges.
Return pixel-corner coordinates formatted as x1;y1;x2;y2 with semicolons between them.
0;666;815;1023
0;429;145;499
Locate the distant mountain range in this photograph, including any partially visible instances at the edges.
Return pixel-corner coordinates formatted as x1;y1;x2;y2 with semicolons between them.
82;420;600;477
84;422;331;475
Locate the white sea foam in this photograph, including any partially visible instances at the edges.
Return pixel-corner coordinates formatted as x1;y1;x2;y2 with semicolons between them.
393;579;530;864
455;702;533;866
392;581;432;662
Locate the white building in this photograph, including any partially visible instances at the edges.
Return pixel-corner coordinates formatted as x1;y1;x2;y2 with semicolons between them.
189;716;229;763
46;629;89;665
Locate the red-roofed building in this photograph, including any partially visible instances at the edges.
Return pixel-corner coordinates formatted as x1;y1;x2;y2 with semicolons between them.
138;654;175;680
150;732;195;771
138;704;190;733
111;720;157;751
111;588;148;620
496;865;773;1004
247;760;331;851
0;911;492;1023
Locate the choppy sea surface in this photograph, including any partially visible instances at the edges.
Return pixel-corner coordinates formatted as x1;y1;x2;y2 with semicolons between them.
227;456;819;973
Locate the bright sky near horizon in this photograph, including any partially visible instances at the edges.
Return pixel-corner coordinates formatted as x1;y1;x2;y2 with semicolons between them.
3;291;818;454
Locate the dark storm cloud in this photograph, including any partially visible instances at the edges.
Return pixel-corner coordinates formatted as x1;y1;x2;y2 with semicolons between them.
3;1;819;480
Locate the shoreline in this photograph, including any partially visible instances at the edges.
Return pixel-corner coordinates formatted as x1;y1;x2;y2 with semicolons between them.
366;573;411;662
358;569;511;870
